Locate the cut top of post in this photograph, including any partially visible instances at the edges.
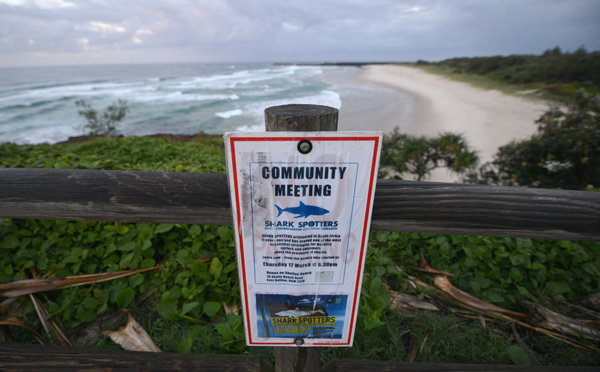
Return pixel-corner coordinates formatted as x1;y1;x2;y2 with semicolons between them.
265;104;338;132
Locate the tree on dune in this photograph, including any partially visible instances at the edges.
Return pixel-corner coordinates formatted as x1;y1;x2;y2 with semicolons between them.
380;128;479;181
467;89;600;190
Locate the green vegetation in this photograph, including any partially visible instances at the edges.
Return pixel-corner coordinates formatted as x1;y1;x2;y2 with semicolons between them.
0;136;226;172
0;136;598;366
414;47;600;101
380;129;478;181
76;99;129;136
467;89;600;190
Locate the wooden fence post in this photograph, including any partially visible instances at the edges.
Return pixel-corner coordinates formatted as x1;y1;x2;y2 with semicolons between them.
265;104;338;372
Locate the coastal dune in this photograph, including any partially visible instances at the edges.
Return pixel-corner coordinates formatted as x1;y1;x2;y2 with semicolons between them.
341;65;549;182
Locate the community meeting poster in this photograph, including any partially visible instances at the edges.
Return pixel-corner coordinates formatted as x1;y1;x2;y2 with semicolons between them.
224;132;382;347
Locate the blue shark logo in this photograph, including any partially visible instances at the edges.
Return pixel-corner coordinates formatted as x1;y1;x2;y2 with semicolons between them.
275;201;330;218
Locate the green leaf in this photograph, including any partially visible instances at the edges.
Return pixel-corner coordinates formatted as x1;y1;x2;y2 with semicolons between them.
484;290;505;303
462;245;473;257
190;259;207;273
531;261;545;270
439;242;450;256
217;226;232;241
156;302;177;320
203;301;221;317
224;263;237;274
155;224;174;234
170;286;182;299
177;333;193;353
53;161;70;169
507;345;531;366
119;252;135;269
545;281;571;296
83;297;99;310
509;253;531;268
215;322;233;342
48;301;60;314
129;273;144;288
463;257;478;268
181;301;200;316
81;309;97;322
370;276;382;293
472;276;490;290
510;267;524;282
176;249;191;266
105;243;117;255
189;225;202;237
363;306;385;330
518;238;533;248
141;258;156;268
119;242;136;252
0;234;19;249
209;257;223;279
516;285;531;297
118;225;130;235
116;288;135;308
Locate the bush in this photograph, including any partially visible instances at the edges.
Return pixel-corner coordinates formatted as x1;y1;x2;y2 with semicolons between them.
467;90;600;189
76;99;129;136
380;128;478;181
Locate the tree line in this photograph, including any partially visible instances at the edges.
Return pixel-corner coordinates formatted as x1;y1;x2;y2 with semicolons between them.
416;46;600;99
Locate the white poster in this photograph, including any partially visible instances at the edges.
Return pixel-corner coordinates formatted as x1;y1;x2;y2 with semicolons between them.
224;132;382;347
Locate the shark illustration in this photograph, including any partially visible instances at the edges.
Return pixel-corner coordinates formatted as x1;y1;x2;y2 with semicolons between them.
275;201;330;218
275;308;326;318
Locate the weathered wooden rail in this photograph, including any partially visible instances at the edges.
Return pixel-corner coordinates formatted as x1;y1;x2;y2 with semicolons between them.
3;343;598;372
1;104;599;371
1;168;599;242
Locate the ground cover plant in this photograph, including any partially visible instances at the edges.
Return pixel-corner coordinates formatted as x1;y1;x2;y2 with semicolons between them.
0;136;599;366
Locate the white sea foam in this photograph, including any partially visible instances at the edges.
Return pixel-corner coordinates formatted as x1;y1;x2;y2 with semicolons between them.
173;66;323;90
7;122;80;145
0;82;143;108
244;89;341;118
235;89;342;133
215;109;242;119
0;63;351;144
236;123;264;132
134;92;239;103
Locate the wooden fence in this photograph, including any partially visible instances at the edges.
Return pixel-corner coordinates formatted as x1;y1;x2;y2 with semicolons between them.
0;104;599;371
1;168;598;242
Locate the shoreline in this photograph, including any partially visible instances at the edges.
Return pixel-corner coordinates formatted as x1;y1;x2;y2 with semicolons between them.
345;64;549;182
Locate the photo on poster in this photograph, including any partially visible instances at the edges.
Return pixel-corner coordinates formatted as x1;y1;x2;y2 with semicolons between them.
256;294;348;339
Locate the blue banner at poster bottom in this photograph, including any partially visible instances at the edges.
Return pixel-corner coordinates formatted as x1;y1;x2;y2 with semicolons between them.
256;294;348;339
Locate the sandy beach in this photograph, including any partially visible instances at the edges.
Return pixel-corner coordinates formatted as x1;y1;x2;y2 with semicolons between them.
340;64;549;182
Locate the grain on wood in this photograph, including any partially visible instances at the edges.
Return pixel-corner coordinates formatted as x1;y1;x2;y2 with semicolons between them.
0;342;273;372
1;169;599;241
322;358;599;372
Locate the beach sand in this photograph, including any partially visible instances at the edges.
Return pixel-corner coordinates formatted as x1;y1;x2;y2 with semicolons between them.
339;64;549;182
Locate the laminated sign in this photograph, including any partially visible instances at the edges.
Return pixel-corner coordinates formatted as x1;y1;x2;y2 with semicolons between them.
224;132;382;347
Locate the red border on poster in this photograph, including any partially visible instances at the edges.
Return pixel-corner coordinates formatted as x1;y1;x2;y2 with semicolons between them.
228;135;380;346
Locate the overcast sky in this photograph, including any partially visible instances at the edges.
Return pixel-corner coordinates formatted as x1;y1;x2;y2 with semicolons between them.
1;0;599;67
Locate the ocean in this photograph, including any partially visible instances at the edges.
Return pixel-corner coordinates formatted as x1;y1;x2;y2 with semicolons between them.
0;63;384;145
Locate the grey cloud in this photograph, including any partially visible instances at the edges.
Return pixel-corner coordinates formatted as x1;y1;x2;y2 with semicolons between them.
0;0;598;66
